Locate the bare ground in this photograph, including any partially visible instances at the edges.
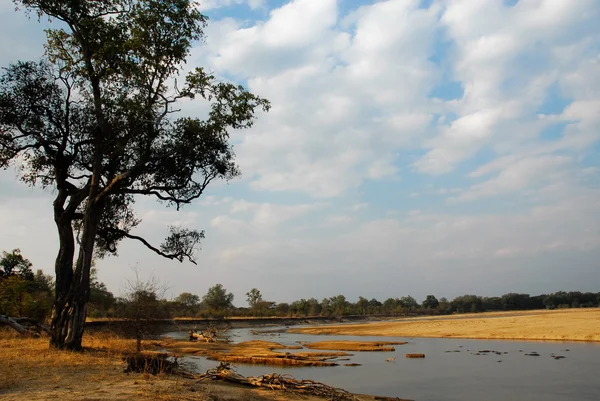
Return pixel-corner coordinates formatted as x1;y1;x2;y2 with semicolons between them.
0;331;404;401
290;308;600;342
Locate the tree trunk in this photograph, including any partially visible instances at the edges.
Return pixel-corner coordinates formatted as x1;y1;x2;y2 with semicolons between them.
50;201;100;350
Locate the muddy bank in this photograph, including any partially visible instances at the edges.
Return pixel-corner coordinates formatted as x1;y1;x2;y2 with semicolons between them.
159;337;411;367
86;315;391;333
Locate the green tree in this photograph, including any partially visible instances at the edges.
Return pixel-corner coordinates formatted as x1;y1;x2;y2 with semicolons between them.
88;268;115;318
246;288;263;309
0;249;34;280
174;292;200;316
0;0;268;350
400;295;419;312
329;295;348;316
0;249;53;320
356;296;369;315
422;295;439;309
175;292;200;309
202;284;233;312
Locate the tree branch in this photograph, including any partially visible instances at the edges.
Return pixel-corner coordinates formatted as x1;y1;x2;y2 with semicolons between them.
101;228;198;265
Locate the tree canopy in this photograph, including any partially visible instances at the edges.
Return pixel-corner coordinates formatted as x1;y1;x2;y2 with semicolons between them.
203;284;234;312
0;249;34;281
0;0;268;349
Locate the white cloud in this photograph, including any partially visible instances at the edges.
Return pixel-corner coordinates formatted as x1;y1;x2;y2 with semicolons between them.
456;155;572;202
197;0;266;12
200;0;442;197
414;0;600;175
1;0;599;302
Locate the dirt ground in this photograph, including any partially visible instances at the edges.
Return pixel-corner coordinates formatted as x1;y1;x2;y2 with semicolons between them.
0;331;406;401
290;308;600;342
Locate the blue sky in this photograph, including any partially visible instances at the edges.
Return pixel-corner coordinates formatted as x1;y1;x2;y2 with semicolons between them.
0;0;599;305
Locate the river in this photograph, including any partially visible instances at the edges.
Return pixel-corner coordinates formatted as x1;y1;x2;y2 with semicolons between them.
166;326;600;401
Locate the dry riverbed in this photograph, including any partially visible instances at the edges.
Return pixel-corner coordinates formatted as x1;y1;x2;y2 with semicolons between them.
290;308;600;342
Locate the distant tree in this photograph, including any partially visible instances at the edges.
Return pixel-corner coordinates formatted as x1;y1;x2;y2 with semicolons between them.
382;298;399;314
364;298;382;314
320;298;332;316
0;249;53;320
290;299;309;316
306;298;322;316
451;295;483;313
275;302;290;316
1;0;269;350
88;267;115;318
356;296;369;315
422;295;439;309
400;295;419;312
202;284;233;313
0;249;34;281
329;295;348;316
175;292;200;309
246;288;263;309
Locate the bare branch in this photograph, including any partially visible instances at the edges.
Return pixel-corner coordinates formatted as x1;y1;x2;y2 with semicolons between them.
100;228;199;264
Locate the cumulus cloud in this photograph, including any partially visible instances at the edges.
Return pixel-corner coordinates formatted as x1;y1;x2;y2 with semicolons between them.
0;0;599;301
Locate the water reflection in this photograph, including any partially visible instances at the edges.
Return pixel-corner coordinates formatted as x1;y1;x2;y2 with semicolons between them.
167;326;600;401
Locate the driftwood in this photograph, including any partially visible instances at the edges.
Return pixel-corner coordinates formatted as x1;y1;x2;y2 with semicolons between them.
0;314;50;335
124;352;196;378
198;363;357;400
212;355;339;367
189;324;229;343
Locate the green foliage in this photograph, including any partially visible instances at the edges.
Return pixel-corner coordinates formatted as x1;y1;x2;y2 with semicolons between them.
422;295;440;309
246;288;263;308
88;268;115;318
1;0;269;348
0;249;54;320
0;249;34;281
400;295;419;311
175;292;200;309
202;284;234;313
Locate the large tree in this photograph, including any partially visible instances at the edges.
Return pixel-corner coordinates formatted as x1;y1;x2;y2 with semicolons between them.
202;284;233;312
0;0;269;349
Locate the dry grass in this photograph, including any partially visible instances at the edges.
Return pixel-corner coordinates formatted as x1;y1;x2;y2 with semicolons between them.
161;339;348;367
290;308;600;342
0;329;391;401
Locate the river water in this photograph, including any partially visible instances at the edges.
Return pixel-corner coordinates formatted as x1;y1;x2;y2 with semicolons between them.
166;326;600;401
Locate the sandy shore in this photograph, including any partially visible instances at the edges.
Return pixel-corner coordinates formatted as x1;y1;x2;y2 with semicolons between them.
290;308;600;342
0;332;407;401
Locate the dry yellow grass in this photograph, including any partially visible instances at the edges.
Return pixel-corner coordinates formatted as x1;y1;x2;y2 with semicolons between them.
0;330;400;401
161;339;348;366
290;308;600;342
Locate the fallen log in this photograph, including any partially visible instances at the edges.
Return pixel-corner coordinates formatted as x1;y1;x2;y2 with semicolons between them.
198;363;356;400
0;314;50;335
189;324;229;343
211;355;339;367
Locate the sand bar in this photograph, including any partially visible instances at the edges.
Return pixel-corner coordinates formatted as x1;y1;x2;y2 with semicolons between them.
289;308;600;342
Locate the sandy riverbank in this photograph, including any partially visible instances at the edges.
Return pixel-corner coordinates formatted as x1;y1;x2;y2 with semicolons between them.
0;331;406;401
290;308;600;342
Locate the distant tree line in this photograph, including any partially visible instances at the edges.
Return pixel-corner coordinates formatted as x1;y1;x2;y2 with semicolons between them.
2;249;599;322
